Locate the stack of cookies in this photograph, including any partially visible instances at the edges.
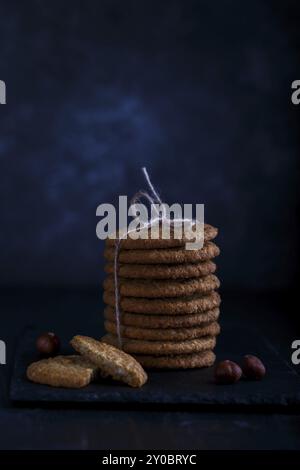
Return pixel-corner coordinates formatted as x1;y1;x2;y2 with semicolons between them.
102;224;221;369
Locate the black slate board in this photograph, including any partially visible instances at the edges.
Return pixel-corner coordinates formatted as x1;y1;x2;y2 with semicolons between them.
10;327;300;407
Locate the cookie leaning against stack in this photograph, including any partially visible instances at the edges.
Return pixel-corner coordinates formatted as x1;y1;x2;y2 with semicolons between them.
102;223;221;369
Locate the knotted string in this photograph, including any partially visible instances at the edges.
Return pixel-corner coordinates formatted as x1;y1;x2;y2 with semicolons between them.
113;167;199;348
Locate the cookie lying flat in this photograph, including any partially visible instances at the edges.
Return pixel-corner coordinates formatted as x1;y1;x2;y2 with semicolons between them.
102;334;216;355
104;241;220;265
105;223;218;250
27;355;98;388
70;335;147;388
105;320;220;341
134;350;216;369
104;306;220;328
103;291;221;315
105;260;217;280
103;274;220;298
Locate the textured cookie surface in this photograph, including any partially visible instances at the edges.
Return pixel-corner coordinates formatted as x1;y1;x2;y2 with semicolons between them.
105;223;218;250
105;260;216;280
103;290;221;314
104;274;220;298
102;334;216;355
105;320;220;341
104;306;220;328
70;335;147;388
104;241;220;265
26;355;98;388
134;350;216;369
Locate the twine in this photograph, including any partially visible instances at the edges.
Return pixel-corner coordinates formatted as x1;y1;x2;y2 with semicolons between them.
113;167;198;348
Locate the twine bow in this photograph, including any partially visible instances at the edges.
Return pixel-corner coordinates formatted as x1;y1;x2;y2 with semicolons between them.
113;167;200;348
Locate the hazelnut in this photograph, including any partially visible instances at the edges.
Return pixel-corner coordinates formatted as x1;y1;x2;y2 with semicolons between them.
36;332;60;356
214;360;242;384
242;355;266;380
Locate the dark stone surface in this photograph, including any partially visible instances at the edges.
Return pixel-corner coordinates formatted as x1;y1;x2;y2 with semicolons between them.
0;288;299;449
10;327;300;407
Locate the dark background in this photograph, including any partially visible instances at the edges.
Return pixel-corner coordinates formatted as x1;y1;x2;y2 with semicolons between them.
0;0;299;290
0;0;300;451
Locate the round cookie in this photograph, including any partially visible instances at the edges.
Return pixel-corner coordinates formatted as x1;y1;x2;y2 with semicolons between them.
26;355;98;389
104;260;217;280
104;306;220;328
103;274;220;298
103;290;221;315
70;335;147;388
104;241;220;265
105;223;218;250
102;334;216;355
104;320;220;341
134;350;216;369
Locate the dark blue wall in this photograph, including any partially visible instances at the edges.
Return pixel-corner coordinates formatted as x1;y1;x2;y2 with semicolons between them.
0;0;299;289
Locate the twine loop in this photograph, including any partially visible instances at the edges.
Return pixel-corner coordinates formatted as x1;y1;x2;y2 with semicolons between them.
113;167;198;348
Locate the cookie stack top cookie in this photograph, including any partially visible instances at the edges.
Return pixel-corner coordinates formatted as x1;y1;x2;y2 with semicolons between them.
102;223;221;369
